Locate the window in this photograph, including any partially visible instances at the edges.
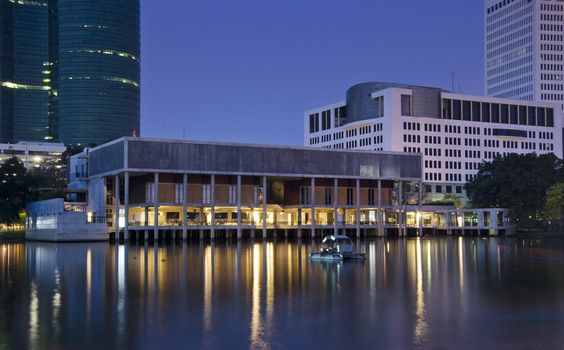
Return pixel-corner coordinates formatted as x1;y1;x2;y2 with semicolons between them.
401;95;412;116
374;96;384;117
368;189;375;206
202;184;212;204
145;182;155;203
453;100;462;120
346;188;354;206
325;188;332;206
492;103;500;123
228;185;237;205
463;101;471;121
300;187;310;205
435;185;442;193
442;99;452;119
482;103;491;122
472;101;481;121
175;184;184;204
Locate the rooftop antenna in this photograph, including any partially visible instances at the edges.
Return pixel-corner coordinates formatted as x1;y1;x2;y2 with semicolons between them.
451;71;455;92
183;127;186;140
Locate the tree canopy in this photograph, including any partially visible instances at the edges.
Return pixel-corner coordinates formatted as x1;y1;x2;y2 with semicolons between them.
465;153;564;228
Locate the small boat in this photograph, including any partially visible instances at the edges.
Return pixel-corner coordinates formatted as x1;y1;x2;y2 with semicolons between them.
308;235;366;261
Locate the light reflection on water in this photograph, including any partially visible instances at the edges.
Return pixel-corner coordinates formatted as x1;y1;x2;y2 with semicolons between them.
0;237;563;349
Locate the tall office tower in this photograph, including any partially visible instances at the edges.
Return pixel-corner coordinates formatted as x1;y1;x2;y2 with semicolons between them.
0;1;51;143
49;0;141;146
484;0;563;105
0;0;140;146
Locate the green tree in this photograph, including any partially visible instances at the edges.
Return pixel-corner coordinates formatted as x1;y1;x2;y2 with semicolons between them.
545;183;564;232
465;153;564;229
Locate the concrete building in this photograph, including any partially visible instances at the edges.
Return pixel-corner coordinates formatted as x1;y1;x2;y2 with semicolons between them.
484;0;563;105
26;137;515;241
0;141;66;169
484;0;564;156
304;82;563;201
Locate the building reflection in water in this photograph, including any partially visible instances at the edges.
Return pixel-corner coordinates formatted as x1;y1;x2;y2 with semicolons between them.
0;237;563;349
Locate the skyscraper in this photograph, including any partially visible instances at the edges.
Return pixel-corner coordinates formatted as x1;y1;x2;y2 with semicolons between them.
484;0;564;105
0;0;140;146
0;0;51;143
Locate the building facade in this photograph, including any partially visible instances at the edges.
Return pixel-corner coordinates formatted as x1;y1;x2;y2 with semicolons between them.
484;0;563;105
26;137;515;241
0;0;51;143
0;141;66;169
304;82;563;201
484;0;564;156
0;0;140;146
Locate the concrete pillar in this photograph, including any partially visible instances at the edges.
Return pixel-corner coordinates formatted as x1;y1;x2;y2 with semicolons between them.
114;174;120;242
144;206;149;229
262;176;267;239
124;172;129;241
333;178;338;236
237;175;242;239
418;180;423;237
377;179;384;237
398;181;403;237
182;174;188;240
356;178;361;239
311;177;316;238
210;174;215;240
297;206;302;238
477;209;485;228
154;172;159;241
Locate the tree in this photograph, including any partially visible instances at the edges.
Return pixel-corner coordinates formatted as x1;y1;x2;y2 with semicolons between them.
0;158;31;224
465;153;564;229
545;183;564;232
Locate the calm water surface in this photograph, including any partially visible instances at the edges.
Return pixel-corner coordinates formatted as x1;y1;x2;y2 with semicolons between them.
1;237;564;350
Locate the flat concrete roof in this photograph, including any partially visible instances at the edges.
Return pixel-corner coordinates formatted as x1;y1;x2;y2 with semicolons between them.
88;137;422;180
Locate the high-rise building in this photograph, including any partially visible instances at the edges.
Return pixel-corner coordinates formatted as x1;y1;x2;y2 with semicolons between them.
0;0;51;143
304;82;563;202
0;0;140;146
484;0;563;105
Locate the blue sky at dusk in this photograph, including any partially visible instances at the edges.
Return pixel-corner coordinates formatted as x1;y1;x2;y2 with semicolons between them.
141;0;484;145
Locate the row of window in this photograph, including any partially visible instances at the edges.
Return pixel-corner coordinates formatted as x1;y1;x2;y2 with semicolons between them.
540;83;563;91
487;74;532;94
488;65;533;86
540;34;564;42
441;98;555;127
486;4;531;32
487;35;531;60
540;43;563;52
540;3;564;12
299;187;380;206
540;24;563;32
541;93;564;101
540;13;564;22
426;184;463;194
486;0;522;16
487;53;532;77
486;10;532;41
403;134;421;143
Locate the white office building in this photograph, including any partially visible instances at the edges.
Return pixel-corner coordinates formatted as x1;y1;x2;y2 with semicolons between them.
484;0;563;105
304;82;563;201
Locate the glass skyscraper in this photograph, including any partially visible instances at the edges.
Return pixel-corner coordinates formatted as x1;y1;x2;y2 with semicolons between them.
0;0;51;143
0;0;140;146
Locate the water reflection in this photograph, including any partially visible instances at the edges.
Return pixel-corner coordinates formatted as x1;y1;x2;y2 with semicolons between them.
0;238;563;349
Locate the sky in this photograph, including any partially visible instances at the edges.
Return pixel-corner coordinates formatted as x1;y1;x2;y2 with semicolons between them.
140;0;485;146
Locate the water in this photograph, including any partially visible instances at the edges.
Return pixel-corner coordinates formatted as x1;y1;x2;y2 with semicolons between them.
1;237;564;350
